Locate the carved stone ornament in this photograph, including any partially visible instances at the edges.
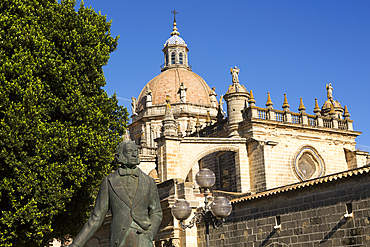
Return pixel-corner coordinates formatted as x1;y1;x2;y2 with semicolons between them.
294;146;324;181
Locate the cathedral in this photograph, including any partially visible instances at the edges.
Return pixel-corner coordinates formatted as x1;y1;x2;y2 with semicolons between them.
85;13;370;247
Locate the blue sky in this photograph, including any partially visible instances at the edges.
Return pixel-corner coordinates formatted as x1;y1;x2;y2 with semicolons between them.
80;0;370;150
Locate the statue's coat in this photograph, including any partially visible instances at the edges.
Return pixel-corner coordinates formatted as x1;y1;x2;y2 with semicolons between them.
71;168;162;247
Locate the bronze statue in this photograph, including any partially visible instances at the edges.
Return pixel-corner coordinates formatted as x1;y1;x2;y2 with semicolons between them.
68;140;162;247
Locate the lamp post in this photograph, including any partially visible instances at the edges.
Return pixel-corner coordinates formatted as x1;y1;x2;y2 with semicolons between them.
171;168;232;247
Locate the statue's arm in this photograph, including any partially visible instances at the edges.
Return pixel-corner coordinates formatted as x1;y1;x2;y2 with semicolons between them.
145;178;163;240
69;177;110;247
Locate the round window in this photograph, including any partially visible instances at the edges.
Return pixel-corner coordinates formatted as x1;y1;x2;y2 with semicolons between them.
294;147;324;181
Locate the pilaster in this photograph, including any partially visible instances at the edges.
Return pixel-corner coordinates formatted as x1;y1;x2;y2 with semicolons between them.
267;109;275;121
300;114;308;125
316;116;324;127
284;111;292;123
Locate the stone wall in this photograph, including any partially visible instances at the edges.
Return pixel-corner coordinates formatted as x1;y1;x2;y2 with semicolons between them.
247;140;267;193
241;119;361;193
197;167;370;247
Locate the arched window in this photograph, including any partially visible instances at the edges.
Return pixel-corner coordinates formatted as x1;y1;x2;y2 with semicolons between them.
171;52;176;64
179;52;183;64
165;53;169;66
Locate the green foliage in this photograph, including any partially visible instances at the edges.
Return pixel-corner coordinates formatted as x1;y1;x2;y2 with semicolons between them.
0;0;128;246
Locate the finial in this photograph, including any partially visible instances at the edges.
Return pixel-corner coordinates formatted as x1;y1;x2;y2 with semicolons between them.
266;92;273;109
343;105;351;119
248;90;256;106
282;93;290;111
166;95;171;105
195;114;202;137
164;95;174;120
170;10;180;36
313;98;321;115
185;119;192;136
206;110;211;126
298;97;306;113
177;123;183;137
196;114;200;125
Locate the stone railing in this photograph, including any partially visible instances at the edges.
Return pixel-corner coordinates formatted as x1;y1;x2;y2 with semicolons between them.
291;113;300;124
244;106;353;131
257;109;267;120
338;119;347;130
275;111;283;122
307;116;315;126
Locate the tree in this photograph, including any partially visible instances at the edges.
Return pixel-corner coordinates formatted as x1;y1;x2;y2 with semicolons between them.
0;0;128;246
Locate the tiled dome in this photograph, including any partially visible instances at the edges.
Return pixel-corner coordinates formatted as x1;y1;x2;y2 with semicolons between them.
136;68;214;112
165;35;186;46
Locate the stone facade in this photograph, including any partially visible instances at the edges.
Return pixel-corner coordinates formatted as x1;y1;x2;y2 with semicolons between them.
197;166;370;247
80;16;370;247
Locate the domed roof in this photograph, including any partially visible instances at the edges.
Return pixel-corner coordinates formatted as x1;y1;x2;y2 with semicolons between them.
165;35;186;46
137;68;213;112
321;99;342;110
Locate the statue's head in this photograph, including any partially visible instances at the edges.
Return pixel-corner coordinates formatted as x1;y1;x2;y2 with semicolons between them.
115;140;140;169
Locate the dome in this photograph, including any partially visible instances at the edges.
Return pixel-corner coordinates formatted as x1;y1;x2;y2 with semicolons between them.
321;99;342;110
137;68;214;112
165;35;186;46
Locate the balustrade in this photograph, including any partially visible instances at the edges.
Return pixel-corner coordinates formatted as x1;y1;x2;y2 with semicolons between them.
323;118;332;128
275;111;283;122
308;116;315;126
241;105;350;131
257;109;267;120
292;113;300;124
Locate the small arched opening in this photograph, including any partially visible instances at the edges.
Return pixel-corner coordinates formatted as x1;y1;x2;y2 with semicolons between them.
171;52;176;64
179;52;183;64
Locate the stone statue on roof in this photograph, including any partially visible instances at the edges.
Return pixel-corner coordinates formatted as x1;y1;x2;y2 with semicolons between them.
326;83;333;100
230;66;240;84
219;95;225;116
210;87;217;107
179;82;187;103
131;97;137;115
146;85;152;107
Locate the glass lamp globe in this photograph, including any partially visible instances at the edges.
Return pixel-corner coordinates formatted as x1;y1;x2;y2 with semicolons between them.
171;200;192;221
210;196;232;219
195;168;216;189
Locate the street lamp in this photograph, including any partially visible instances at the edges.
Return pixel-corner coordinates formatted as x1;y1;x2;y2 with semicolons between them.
171;168;232;247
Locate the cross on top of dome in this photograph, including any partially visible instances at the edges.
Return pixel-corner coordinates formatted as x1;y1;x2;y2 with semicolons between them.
170;9;180;36
171;9;178;22
162;10;190;71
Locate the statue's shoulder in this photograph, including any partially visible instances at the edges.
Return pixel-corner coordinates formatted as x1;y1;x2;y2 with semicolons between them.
137;168;156;183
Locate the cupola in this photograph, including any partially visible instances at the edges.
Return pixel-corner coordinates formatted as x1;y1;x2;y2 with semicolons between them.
321;83;344;119
161;10;191;72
